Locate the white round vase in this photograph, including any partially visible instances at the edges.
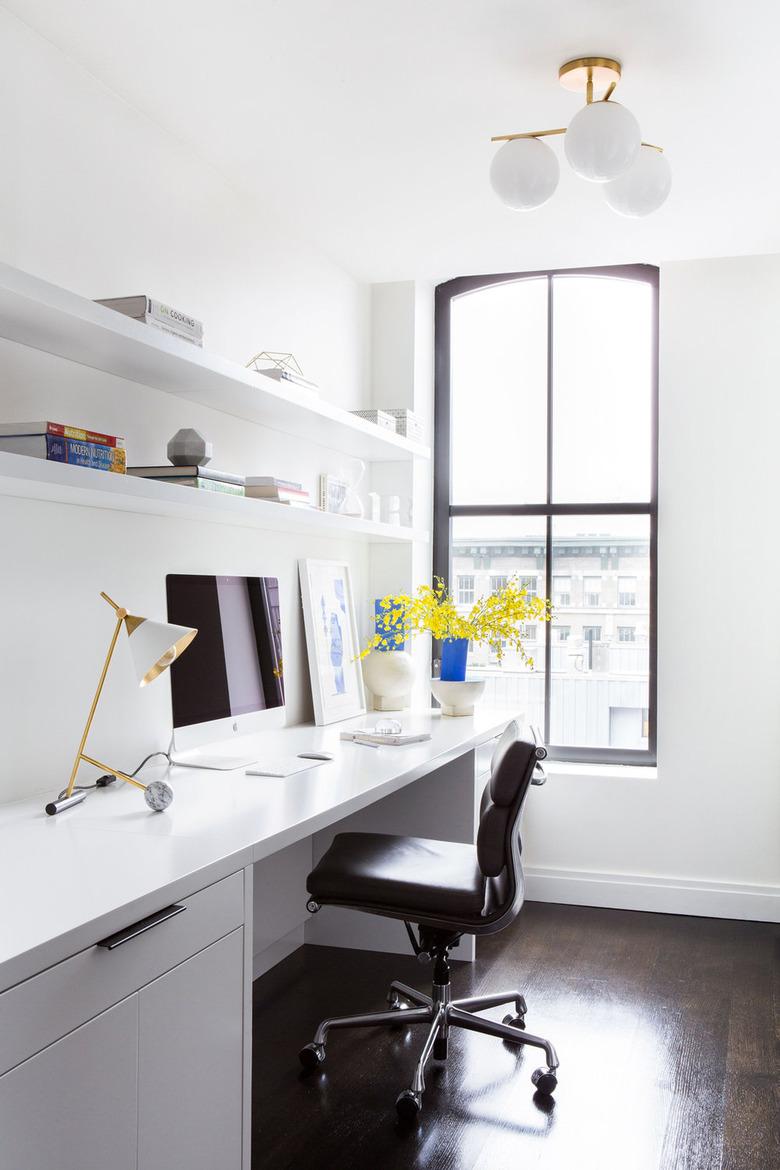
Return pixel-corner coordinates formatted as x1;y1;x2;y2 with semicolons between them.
430;677;486;717
362;650;415;711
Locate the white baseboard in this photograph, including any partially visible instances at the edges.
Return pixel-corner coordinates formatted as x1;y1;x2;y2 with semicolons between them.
524;866;780;923
253;923;305;979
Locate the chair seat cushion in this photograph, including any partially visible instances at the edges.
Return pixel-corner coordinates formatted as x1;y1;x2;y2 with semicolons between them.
307;832;486;918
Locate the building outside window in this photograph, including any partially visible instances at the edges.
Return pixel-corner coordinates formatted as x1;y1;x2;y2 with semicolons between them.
518;574;537;599
553;575;571;607
618;576;638;606
457;574;475;605
434;264;658;763
490;574;508;594
584;576;601;607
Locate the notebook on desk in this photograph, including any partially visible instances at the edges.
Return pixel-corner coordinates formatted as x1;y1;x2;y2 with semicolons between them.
340;729;432;747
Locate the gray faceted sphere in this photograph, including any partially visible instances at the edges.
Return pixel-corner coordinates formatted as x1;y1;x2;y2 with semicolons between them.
144;780;174;811
167;427;213;467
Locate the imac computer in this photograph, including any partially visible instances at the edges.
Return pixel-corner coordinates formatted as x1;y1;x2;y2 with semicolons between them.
166;574;285;768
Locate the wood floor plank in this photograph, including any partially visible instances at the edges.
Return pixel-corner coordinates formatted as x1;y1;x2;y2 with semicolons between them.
251;905;780;1170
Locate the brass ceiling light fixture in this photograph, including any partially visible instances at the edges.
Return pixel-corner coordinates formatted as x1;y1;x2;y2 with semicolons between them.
489;57;671;217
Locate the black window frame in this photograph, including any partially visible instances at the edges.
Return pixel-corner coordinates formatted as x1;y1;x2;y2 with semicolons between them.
433;263;658;766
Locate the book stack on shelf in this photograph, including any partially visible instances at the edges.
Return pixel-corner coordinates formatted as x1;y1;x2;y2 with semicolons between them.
0;421;126;473
94;295;204;347
245;477;312;508
128;466;245;495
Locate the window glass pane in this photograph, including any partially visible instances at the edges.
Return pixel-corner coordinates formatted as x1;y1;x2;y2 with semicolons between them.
552;276;652;503
450;279;547;505
451;516;547;726
549;515;650;750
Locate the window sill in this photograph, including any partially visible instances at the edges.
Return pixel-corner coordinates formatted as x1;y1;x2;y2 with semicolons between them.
545;760;658;782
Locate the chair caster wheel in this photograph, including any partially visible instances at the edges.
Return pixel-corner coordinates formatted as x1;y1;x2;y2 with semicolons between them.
433;1035;448;1060
395;1089;422;1121
531;1067;558;1096
502;1013;526;1030
298;1042;325;1071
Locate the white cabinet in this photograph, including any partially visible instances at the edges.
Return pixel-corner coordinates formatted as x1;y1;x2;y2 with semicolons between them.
0;998;139;1170
0;872;249;1170
138;929;244;1170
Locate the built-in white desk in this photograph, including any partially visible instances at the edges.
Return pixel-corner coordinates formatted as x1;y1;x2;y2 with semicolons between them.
0;708;517;1170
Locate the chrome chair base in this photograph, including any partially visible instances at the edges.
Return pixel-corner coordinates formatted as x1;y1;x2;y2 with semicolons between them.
299;977;559;1120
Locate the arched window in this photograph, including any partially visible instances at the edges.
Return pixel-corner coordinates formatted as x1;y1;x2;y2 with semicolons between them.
434;265;658;764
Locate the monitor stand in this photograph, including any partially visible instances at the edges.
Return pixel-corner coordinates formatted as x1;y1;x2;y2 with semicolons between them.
170;749;258;771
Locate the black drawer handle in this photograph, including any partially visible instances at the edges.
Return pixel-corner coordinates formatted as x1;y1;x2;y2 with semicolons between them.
97;904;186;950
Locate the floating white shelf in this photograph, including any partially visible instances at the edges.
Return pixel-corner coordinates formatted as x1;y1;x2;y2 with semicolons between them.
0;453;429;544
0;261;430;464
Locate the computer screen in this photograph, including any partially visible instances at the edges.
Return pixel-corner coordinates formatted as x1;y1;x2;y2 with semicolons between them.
166;574;285;733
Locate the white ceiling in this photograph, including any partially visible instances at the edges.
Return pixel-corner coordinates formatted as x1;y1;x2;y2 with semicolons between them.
6;0;780;282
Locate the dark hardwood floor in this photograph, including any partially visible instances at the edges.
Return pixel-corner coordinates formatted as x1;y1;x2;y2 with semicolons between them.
252;903;779;1170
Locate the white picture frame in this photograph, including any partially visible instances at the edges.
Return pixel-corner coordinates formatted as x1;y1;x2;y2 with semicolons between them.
299;558;366;725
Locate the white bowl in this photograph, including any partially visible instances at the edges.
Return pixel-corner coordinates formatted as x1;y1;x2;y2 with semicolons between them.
430;678;486;717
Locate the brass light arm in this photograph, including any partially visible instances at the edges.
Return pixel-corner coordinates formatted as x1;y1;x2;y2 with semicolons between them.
490;127;664;153
491;127;566;143
65;611;126;797
79;753;148;793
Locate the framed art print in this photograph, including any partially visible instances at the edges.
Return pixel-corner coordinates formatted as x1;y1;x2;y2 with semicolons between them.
299;558;366;725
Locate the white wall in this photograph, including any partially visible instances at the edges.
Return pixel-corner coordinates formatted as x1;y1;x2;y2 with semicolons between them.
523;254;780;921
0;6;368;402
0;10;380;807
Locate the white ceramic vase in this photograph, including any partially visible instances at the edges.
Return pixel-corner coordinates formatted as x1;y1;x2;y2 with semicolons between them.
430;677;486;717
362;649;415;711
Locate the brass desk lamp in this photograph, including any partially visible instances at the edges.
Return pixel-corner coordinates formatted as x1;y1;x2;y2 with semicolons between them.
45;591;197;815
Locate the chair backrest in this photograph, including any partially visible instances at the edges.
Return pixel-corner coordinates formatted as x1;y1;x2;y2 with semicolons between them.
476;720;545;927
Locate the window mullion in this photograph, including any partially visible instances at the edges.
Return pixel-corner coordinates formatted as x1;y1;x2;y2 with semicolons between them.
543;275;554;745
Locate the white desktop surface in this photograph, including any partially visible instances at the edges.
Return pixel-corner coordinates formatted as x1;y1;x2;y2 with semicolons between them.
0;708;515;992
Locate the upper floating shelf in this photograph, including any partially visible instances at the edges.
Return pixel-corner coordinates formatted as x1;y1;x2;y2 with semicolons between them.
0;261;430;464
0;452;428;544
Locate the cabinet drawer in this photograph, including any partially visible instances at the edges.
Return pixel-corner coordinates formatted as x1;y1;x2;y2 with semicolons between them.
0;870;244;1077
475;735;500;780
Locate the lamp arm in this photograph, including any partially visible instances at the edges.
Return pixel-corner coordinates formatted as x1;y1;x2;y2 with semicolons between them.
65;611;125;797
79;753;148;793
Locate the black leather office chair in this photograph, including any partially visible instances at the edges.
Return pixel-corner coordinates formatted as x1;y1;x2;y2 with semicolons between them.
299;720;558;1120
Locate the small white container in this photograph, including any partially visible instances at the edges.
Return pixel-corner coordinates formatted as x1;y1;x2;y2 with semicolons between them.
430;678;486;717
350;409;398;433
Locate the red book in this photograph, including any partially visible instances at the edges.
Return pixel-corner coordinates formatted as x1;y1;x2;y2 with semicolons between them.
0;420;126;450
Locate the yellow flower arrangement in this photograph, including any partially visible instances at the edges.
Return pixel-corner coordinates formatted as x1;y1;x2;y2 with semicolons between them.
363;576;552;668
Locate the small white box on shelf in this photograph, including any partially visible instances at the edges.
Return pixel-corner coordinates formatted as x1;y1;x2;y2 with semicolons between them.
350;409;398;433
381;408;424;443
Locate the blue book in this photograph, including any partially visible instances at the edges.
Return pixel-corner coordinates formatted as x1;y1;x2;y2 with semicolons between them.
0;433;126;473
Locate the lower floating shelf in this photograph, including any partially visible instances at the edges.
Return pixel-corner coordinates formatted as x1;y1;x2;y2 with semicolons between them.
0;452;429;544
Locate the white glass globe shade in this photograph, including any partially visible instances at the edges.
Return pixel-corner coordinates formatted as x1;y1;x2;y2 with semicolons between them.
604;145;672;217
564;101;641;182
489;136;559;210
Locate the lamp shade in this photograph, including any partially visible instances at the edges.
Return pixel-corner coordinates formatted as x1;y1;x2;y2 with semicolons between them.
124;615;197;686
603;145;671;217
489;136;559;210
564;101;640;182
